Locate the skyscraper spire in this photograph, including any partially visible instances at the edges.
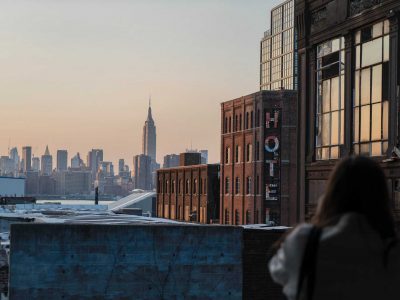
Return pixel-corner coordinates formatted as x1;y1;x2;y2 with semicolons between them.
147;96;153;121
44;145;50;156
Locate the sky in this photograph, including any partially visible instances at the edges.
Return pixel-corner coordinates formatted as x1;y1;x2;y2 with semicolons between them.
0;0;283;167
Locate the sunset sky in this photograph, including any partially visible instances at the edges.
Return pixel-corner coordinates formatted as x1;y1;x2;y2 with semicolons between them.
0;0;283;167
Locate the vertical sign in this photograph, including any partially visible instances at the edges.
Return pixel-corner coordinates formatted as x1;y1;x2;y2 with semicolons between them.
264;109;281;217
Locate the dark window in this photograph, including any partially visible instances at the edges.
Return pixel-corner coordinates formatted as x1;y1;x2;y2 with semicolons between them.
251;111;254;127
246;112;249;129
225;209;230;224
225;147;230;164
171;180;175;194
239;114;242;130
185;179;190;194
246;210;250;224
225;177;230;194
246;177;252;195
246;143;252;162
229;117;232;133
193;179;197;194
235;210;240;225
235;177;240;194
235;145;240;163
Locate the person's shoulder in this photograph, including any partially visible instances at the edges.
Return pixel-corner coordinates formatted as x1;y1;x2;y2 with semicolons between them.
283;223;314;251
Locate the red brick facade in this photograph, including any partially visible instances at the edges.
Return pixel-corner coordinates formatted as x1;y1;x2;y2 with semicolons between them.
156;164;220;224
220;90;298;226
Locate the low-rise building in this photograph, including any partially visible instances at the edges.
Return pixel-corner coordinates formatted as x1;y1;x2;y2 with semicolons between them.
157;153;220;224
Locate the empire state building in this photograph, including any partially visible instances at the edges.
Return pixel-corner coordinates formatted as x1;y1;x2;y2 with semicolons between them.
142;100;157;162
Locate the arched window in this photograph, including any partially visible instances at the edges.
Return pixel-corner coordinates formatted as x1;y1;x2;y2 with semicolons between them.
246;143;252;162
199;178;203;195
245;112;249;129
171;180;175;194
246;177;252;195
224;209;230;224
185;179;190;194
229;117;232;132
235;210;240;225
225;147;231;164
235;115;238;131
235;177;240;194
250;111;254;128
225;177;230;194
246;210;250;224
193;179;197;194
235;145;241;163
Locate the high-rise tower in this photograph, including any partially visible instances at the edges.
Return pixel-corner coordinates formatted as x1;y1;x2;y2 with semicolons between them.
142;99;157;162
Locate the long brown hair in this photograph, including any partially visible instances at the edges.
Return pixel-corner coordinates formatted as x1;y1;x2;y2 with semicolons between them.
313;156;396;239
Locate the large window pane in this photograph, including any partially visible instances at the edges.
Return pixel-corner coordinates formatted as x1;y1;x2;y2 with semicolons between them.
331;77;339;111
331;111;339;144
371;103;382;140
354;107;360;142
371;65;382;103
362;38;383;67
322;80;330;113
371;142;381;156
361;106;370;142
361;69;370;105
322;114;331;146
354;71;360;106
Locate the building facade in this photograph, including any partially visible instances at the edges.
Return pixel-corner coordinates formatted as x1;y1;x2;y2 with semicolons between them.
157;162;220;224
220;90;298;226
55;171;92;195
22;146;32;173
133;154;153;191
57;150;68;171
296;0;400;221
163;154;180;169
260;0;296;91
41;146;53;176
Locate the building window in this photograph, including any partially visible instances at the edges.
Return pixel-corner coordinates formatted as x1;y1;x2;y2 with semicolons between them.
185;179;190;194
224;117;228;133
235;115;238;131
165;180;169;194
235;145;241;163
316;37;345;160
246;143;252;162
235;210;240;225
178;179;182;194
229;117;232;133
225;177;230;194
193;179;197;194
235;177;240;194
225;147;231;164
353;20;390;156
246;112;249;129
204;179;207;194
246;177;252;195
171;180;175;194
199;178;203;195
251;111;254;128
158;180;161;193
246;210;250;224
239;114;242;130
224;209;230;224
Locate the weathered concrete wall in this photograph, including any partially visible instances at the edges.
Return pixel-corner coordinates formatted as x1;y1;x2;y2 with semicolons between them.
9;224;243;300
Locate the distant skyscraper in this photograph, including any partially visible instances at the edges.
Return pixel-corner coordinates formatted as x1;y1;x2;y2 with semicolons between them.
118;159;125;175
260;0;296;90
163;154;180;169
9;147;20;174
142;100;157;163
41;145;53;175
133;154;152;190
57;150;68;171
32;157;40;172
22;146;32;172
87;149;103;178
200;150;208;164
71;153;84;169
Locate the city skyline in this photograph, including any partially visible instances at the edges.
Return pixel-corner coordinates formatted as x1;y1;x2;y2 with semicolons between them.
0;0;283;165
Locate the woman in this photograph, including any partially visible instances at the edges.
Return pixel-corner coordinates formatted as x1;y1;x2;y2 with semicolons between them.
269;156;400;300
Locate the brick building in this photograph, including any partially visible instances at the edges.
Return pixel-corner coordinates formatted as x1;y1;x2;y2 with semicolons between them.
220;90;297;226
295;0;400;221
156;153;220;224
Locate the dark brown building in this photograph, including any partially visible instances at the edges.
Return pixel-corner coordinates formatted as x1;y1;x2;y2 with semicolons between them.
296;0;400;220
220;90;298;226
156;154;220;224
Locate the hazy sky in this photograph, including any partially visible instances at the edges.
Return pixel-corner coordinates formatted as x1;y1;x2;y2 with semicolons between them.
0;0;282;167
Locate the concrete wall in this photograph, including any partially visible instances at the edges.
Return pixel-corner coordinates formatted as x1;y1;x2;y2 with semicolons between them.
10;224;243;300
0;177;25;197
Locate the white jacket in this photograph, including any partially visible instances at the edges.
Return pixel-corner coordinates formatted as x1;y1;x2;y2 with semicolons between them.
268;213;400;300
